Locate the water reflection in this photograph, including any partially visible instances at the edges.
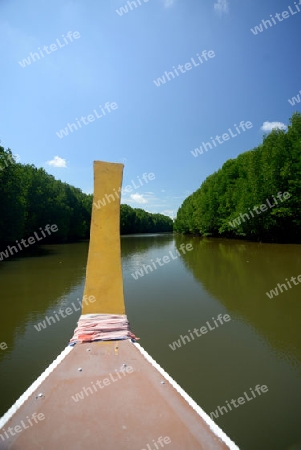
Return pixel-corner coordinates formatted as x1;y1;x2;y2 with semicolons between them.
0;236;301;450
174;236;301;366
0;242;88;415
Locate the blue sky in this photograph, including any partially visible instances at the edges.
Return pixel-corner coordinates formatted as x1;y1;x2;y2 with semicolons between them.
0;0;300;218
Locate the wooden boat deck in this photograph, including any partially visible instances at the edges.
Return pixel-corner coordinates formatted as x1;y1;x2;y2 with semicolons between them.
0;339;238;450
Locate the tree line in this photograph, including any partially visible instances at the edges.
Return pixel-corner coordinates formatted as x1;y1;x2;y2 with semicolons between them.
0;145;173;247
120;204;172;234
174;113;301;242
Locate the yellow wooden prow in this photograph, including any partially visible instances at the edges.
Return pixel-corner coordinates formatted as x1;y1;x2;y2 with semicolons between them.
82;161;125;316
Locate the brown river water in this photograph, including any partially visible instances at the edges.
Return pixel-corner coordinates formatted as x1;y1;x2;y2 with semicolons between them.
0;234;300;450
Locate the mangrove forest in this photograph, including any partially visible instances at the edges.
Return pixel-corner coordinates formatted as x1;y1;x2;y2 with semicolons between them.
0;145;173;247
174;112;301;242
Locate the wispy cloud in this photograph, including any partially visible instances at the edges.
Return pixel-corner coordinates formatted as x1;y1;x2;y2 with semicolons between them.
122;191;183;217
163;0;175;8
46;156;67;168
130;193;147;204
161;209;175;219
214;0;229;16
260;121;287;132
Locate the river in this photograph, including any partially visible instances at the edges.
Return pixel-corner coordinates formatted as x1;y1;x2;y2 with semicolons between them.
0;234;301;450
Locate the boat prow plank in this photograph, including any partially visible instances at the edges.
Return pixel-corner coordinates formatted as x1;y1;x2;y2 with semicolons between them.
0;162;239;450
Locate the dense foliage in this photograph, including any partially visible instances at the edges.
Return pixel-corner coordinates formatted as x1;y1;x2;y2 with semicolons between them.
174;113;301;242
0;146;92;244
0;146;173;246
120;204;173;234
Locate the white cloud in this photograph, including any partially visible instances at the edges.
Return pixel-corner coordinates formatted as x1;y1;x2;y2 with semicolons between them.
130;193;147;204
46;156;67;168
163;0;175;8
214;0;229;15
260;121;287;132
161;209;175;219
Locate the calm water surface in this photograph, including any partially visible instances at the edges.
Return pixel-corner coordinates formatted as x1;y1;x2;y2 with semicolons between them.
0;235;301;450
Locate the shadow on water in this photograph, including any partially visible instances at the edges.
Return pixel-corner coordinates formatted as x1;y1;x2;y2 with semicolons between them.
0;243;89;339
174;235;301;365
0;246;56;266
0;242;89;415
121;233;174;259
